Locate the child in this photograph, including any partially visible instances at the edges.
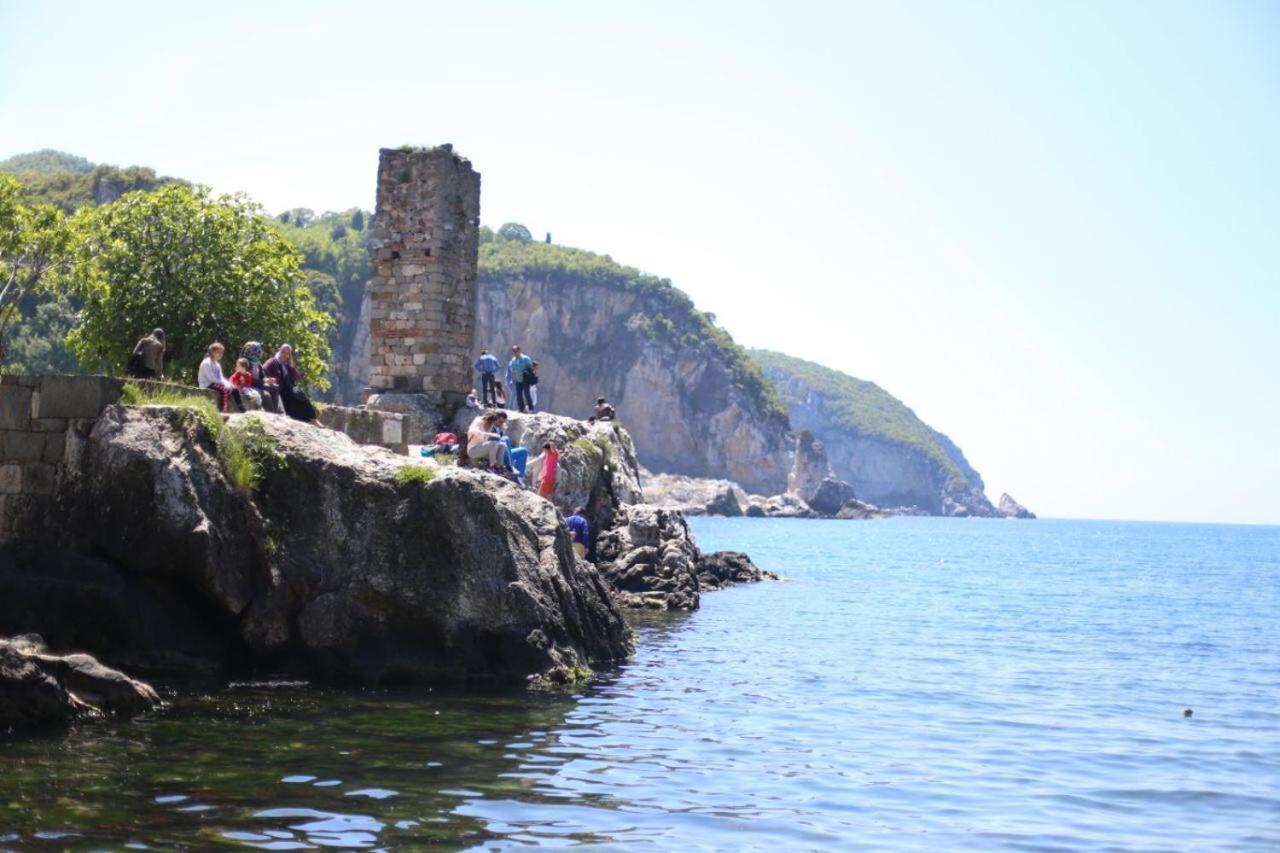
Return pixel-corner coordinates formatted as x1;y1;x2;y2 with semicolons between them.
230;358;263;409
465;388;481;410
527;360;540;411
529;441;560;498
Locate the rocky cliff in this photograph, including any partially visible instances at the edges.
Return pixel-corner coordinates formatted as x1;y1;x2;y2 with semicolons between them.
752;350;997;516
6;405;633;686
469;235;793;495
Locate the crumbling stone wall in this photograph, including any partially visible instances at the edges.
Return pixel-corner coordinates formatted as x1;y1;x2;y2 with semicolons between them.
369;145;480;402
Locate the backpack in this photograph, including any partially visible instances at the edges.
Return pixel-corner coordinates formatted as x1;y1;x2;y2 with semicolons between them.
125;349;145;378
433;432;458;445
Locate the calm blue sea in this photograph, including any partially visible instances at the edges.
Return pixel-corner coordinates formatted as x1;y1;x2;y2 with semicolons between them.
3;517;1279;850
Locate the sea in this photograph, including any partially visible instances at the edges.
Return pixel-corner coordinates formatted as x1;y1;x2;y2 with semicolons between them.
2;517;1279;850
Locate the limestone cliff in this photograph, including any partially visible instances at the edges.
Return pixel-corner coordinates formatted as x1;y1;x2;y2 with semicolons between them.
471;237;793;495
753;350;997;516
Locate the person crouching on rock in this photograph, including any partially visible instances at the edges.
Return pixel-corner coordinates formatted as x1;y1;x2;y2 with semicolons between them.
263;343;318;424
198;342;246;413
565;507;590;559
594;397;616;421
467;411;510;470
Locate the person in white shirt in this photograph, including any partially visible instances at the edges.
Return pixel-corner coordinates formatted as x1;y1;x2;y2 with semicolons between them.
198;342;245;413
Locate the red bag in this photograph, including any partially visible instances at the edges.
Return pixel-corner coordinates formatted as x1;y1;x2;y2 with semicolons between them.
432;432;458;445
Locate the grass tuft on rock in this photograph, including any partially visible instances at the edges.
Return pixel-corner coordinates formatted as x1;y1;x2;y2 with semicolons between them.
396;465;436;486
119;382;223;440
218;416;285;493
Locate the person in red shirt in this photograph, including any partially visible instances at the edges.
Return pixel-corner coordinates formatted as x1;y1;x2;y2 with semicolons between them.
229;358;262;409
532;442;560;498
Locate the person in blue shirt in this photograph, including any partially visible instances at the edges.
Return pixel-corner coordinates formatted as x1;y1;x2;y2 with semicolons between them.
508;345;535;413
474;349;501;406
565;507;591;559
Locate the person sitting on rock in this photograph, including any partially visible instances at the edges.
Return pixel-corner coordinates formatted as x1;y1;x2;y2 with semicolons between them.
198;342;246;413
465;388;482;410
493;380;507;408
467;411;509;470
491;411;527;480
565;507;590;559
241;341;280;413
594;397;616;421
230;358;263;409
127;328;165;379
263;343;318;423
474;349;501;406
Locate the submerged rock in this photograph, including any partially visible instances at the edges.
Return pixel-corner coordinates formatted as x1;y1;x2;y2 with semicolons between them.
998;493;1036;519
29;406;633;686
594;505;701;610
834;499;891;520
0;635;159;732
694;551;778;591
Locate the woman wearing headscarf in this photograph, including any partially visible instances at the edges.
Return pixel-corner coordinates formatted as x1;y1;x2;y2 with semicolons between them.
262;343;318;423
240;341;280;413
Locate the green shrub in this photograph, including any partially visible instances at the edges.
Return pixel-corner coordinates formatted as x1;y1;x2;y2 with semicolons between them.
396;465;435;486
432;452;457;467
217;415;285;493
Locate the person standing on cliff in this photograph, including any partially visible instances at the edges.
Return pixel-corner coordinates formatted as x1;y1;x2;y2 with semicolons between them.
508;345;535;414
474;349;501;406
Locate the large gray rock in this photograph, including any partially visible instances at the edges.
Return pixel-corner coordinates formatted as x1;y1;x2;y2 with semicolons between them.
594;505;701;610
44;406;633;686
806;477;857;516
998;493;1036;519
640;470;746;517
0;635;159;732
747;492;817;519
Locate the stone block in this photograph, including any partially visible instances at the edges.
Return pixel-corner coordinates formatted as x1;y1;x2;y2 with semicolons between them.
0;464;20;494
20;463;56;496
0;430;49;463
30;418;68;432
381;418;403;445
0;385;33;430
31;375;124;419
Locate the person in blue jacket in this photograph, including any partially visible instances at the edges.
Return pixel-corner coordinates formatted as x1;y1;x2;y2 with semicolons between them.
507;345;535;413
565;507;591;559
474;349;501;406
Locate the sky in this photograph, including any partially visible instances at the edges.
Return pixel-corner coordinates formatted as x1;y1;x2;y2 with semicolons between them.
2;0;1277;524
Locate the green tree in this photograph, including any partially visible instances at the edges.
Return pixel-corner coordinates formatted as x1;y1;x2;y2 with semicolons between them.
0;174;83;365
498;222;532;243
350;209;365;231
68;185;332;388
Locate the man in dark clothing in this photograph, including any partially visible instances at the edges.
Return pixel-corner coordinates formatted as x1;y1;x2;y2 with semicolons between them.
565;506;591;559
594;397;616;421
127;328;166;379
474;350;501;406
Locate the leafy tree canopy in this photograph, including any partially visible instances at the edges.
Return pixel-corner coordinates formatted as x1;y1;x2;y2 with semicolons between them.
68;185;332;388
497;222;532;243
0;149;95;176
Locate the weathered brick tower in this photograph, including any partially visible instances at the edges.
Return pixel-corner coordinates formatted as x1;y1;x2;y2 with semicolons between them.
368;145;480;427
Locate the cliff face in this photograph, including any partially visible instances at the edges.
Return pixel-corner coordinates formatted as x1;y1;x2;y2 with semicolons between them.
472;265;792;496
754;350;996;516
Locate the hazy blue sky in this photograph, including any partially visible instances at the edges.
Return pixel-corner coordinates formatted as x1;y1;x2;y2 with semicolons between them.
2;0;1277;524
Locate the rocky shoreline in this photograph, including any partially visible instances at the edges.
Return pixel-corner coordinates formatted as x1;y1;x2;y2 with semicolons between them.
0;386;777;732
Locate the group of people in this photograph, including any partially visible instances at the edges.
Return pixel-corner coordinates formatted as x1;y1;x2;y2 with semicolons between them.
127;329;318;423
470;346;620;424
472;345;540;413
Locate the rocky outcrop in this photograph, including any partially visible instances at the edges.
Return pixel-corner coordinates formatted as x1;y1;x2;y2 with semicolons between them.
472;270;792;496
787;430;830;501
998;493;1036;519
746;492;817;519
0;635;159;732
640;470;747;517
834;499;892;520
20;406;632;686
594;505;701;610
694;551;778;591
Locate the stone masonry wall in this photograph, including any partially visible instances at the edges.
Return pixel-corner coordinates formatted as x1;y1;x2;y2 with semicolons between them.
369;145;481;402
0;375;124;539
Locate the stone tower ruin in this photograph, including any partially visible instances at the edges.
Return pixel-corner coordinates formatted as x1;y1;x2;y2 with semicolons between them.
368;145;480;421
